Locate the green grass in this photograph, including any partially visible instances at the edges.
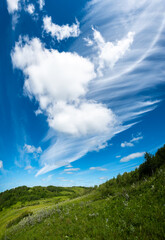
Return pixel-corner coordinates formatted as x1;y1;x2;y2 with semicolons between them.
1;145;165;239
0;188;89;239
1;167;164;240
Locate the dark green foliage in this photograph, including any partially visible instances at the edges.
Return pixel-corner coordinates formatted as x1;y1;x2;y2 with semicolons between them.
139;153;154;178
139;144;165;179
98;145;165;198
0;185;91;210
6;211;33;228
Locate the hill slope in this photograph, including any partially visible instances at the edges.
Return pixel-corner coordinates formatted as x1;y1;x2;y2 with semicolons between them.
0;145;165;240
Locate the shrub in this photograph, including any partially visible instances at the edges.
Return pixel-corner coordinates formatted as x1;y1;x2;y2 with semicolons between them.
6;211;33;228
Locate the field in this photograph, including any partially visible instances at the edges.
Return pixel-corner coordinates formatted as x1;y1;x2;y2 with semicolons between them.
0;146;165;240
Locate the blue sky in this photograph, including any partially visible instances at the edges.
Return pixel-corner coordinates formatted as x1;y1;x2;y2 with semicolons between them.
0;0;165;192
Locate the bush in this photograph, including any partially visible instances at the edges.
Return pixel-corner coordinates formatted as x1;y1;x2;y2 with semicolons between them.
6;211;33;228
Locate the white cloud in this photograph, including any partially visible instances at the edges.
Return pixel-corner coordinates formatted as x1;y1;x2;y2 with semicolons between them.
89;167;107;171
24;165;33;170
88;28;135;74
131;136;143;142
6;0;20;13
12;37;95;103
39;0;45;10
96;142;108;151
47;101;116;136
121;135;143;147
66;164;73;168
26;4;35;15
0;160;3;169
64;168;80;172
35;126;125;176
35;109;42;116
116;155;121;158
43;16;80;41
120;152;145;163
84;37;94;46
12;14;19;30
121;142;134;148
24;144;42;154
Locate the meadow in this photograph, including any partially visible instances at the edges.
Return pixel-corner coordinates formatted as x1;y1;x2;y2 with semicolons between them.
0;145;165;240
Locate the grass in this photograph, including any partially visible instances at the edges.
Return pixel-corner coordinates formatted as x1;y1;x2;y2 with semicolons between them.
0;189;88;239
1;145;165;240
1;167;164;240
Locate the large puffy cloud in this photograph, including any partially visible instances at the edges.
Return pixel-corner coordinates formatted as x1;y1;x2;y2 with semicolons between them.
47;101;117;136
43;16;80;41
6;0;20;13
11;37;119;137
12;37;95;104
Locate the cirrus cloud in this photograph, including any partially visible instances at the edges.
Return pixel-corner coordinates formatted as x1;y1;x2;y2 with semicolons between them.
86;28;135;74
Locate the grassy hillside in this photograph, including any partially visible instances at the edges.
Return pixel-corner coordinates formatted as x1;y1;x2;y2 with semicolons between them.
0;187;91;239
0;185;91;210
0;145;165;240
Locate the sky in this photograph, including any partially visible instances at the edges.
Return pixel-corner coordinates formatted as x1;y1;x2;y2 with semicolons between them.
0;0;165;192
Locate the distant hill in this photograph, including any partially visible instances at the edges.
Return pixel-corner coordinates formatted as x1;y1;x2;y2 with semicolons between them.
0;185;92;210
0;145;165;239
